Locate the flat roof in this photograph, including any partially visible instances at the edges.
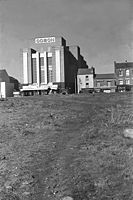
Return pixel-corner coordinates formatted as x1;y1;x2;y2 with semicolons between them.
95;73;115;79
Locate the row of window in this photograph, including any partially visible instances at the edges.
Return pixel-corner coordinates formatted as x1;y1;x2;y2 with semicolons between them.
118;69;133;77
39;57;52;66
32;57;53;84
119;79;130;85
96;80;131;87
96;81;112;87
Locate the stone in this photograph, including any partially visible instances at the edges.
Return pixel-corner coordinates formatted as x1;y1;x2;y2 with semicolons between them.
62;196;73;200
123;128;133;139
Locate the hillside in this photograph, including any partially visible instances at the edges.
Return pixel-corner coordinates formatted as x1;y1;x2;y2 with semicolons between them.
0;92;133;200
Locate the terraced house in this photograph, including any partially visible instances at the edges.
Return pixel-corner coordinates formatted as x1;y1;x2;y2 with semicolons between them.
94;73;116;93
77;61;133;93
114;61;133;91
77;67;95;93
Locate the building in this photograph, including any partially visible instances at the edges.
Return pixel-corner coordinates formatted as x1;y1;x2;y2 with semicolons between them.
77;68;116;94
77;67;95;93
76;61;133;94
114;61;133;91
0;70;15;98
94;73;116;93
20;36;88;95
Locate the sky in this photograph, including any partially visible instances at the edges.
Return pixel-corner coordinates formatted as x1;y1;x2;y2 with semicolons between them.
0;0;132;82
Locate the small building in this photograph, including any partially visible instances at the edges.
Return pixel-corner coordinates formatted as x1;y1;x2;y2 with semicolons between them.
77;67;95;93
114;61;133;91
94;73;116;93
9;76;20;91
0;69;14;98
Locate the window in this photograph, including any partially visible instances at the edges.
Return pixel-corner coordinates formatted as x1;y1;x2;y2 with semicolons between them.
119;80;123;85
85;75;89;82
40;57;45;83
47;57;53;83
40;57;44;66
125;69;129;76
47;65;53;83
125;79;130;85
47;57;52;66
32;58;37;83
119;70;123;76
86;82;89;88
107;81;111;87
97;82;101;87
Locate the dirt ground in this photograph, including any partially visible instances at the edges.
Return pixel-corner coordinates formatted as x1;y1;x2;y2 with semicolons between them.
0;92;133;200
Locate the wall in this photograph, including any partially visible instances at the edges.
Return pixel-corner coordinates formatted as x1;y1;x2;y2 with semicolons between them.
77;75;86;93
94;79;116;87
77;74;94;93
9;76;19;91
64;48;78;93
0;82;14;98
28;36;66;51
114;62;133;85
0;82;6;98
6;82;14;97
115;68;133;85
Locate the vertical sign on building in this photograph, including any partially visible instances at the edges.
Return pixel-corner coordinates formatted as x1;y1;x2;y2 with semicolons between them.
55;50;61;82
23;52;28;84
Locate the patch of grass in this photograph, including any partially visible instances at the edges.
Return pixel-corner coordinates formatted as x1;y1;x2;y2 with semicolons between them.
0;92;133;199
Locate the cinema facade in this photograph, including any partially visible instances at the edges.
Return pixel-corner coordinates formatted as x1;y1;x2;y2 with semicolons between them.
20;36;88;95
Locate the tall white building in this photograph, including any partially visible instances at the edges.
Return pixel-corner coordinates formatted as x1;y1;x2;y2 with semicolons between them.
20;36;88;95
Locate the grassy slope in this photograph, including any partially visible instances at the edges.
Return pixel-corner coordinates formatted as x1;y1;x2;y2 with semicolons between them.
0;92;133;200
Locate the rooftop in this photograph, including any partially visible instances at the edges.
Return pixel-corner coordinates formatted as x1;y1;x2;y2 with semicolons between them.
78;68;94;75
114;62;133;69
0;69;10;83
95;73;115;79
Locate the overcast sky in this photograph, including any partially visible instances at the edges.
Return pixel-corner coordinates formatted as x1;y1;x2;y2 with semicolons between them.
0;0;132;81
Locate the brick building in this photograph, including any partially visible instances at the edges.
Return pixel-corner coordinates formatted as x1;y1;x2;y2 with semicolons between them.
114;61;133;92
94;73;116;93
114;61;133;87
20;36;88;95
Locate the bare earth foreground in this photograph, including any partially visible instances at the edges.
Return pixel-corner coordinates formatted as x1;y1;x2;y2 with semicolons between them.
0;93;133;200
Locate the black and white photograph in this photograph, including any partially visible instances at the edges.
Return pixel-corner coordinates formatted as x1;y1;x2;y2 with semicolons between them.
0;0;133;199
